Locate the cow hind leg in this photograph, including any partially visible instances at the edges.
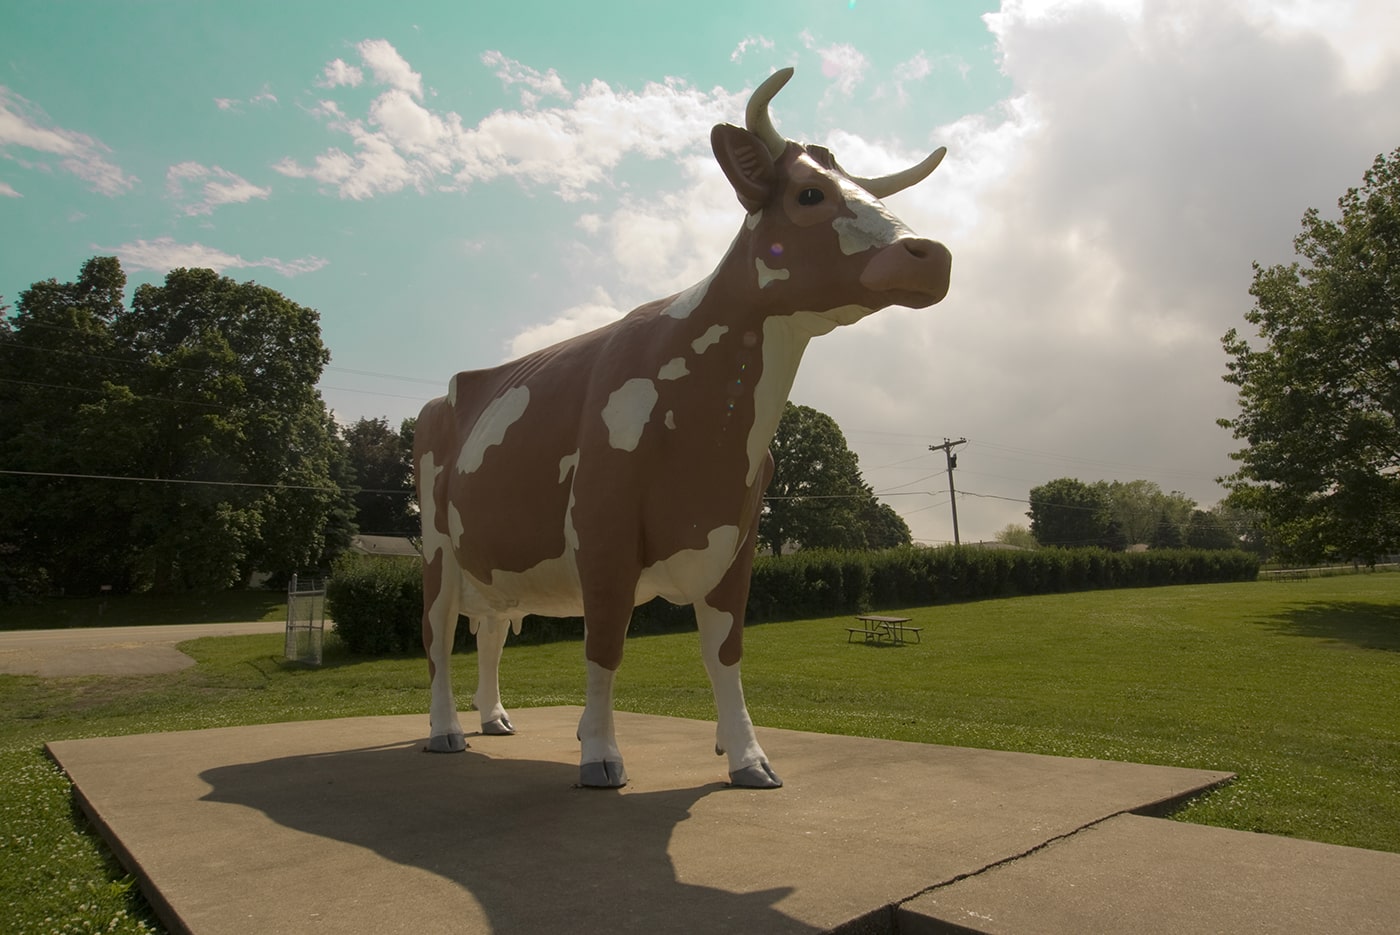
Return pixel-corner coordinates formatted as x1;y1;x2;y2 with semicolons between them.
697;600;782;788
472;616;518;735
423;548;467;753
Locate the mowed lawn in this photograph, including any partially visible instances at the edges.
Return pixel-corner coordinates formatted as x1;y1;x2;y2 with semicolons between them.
1;572;1398;933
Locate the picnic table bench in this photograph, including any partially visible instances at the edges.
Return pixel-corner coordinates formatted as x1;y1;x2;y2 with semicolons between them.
847;614;922;646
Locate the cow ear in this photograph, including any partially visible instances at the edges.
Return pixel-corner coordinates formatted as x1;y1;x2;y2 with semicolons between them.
711;123;778;213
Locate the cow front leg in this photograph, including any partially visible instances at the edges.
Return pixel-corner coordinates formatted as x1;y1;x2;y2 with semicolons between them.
472;616;518;735
422;547;466;753
577;593;632;788
696;600;781;788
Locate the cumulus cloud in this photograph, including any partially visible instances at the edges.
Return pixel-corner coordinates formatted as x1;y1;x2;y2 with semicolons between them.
506;297;623;358
801;31;869;101
482;50;571;107
212;84;277;113
0;179;19;197
0;86;137;195
109;237;328;277
276;45;745;201
319;58;364;89
165;162;271;215
358;38;423;99
731;35;776;63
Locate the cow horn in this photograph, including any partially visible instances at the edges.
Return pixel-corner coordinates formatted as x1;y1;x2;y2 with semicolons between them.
851;146;947;199
745;67;793;160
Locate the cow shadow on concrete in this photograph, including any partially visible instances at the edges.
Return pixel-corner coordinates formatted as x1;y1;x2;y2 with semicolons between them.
198;739;819;934
1257;600;1400;652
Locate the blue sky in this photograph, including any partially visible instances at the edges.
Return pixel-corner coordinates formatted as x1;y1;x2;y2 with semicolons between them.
4;0;1399;544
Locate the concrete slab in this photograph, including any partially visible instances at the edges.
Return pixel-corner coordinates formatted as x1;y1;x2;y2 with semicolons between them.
900;813;1400;934
47;706;1230;934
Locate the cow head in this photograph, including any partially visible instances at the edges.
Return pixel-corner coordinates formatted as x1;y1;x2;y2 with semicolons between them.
710;67;951;328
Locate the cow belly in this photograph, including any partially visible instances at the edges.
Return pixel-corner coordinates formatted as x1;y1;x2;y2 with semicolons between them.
458;552;585;619
635;525;741;606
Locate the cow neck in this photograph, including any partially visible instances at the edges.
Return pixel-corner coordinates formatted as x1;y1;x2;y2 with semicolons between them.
661;221;823;489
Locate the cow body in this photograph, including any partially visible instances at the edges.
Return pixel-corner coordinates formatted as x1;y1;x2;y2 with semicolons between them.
414;68;951;787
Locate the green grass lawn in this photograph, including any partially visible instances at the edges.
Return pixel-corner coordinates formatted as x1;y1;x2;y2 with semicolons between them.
2;573;1398;934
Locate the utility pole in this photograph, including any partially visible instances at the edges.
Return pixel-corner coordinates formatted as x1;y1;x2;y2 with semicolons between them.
929;437;968;545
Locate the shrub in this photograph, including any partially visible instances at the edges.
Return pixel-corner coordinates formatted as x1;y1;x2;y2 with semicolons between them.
326;553;422;654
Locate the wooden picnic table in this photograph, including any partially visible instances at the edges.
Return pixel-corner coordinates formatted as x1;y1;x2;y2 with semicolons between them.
847;614;922;645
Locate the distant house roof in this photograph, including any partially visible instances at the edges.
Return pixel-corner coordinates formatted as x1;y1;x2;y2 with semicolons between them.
350;535;420;558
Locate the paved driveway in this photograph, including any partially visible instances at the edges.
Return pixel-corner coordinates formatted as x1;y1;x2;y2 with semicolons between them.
0;621;286;677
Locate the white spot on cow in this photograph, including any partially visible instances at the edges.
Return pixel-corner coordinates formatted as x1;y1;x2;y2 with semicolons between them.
637;525;742;605
833;193;911;255
755;258;790;289
448;503;465;550
418;452;446;561
665;275;711;320
457;385;530;475
657;357;689;381
447;375;458;407
745;209;762;231
601;378;658;451
665;410;676;430
691;324;728;355
745;316;813;486
558;450;579;484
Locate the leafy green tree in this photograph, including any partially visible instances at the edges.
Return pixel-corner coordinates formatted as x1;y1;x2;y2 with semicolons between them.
0;258;353;593
343;416;418;536
1148;509;1185;549
1103;480;1195;546
1221;147;1400;564
1027;478;1112;548
760;402;908;554
994;523;1039;549
1185;509;1238;550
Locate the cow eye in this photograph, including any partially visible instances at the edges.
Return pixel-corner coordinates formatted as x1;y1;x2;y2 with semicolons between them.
797;187;825;206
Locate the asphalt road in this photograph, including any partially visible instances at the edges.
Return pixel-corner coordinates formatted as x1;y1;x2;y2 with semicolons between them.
0;621;286;677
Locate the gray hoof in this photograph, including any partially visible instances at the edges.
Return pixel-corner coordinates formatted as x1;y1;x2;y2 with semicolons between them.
425;732;468;753
579;760;628;788
481;716;516;735
729;762;783;788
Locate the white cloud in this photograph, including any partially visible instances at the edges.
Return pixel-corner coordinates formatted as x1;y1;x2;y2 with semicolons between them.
358;38;423;99
214;98;238;111
0;180;20;197
319;58;364;89
482;50;571;107
165;161;271;215
801;32;869;100
0;86;136;195
109;237;328;277
278;45;745;201
506;298;622;358
731;35;775;63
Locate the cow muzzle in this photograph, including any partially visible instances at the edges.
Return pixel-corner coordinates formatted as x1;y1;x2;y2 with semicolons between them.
858;238;952;308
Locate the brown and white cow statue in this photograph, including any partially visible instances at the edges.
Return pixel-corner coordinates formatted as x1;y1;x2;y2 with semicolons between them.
414;67;951;788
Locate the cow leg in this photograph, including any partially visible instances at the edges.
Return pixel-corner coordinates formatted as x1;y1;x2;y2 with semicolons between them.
697;455;781;788
577;590;633;788
697;601;781;788
422;540;467;753
472;616;517;735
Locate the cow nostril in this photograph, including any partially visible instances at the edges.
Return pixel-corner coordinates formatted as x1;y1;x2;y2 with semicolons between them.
903;239;931;260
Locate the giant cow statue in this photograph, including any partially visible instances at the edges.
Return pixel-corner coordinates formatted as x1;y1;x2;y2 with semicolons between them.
414;67;951;788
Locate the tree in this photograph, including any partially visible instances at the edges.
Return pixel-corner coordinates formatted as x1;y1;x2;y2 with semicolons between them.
1185;509;1238;550
1148;509;1184;549
1026;478;1111;548
1103;480;1194;546
342;416;418;536
993;523;1038;549
759;402;910;554
0;258;354;593
1221;147;1400;564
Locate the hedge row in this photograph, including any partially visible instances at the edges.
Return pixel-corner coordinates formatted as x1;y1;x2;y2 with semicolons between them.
325;546;1260;654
